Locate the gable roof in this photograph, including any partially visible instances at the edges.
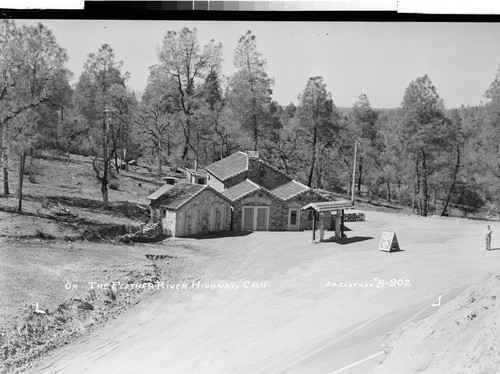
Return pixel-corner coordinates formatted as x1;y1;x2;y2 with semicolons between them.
148;182;231;210
221;179;285;202
271;180;310;200
205;151;248;181
221;179;260;201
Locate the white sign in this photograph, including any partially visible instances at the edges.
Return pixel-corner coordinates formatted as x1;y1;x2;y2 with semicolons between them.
378;231;400;252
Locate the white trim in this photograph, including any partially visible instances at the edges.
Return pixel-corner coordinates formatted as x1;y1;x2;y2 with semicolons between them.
242;205;269;231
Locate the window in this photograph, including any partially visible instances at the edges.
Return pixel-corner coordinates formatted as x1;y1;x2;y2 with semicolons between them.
290;210;297;225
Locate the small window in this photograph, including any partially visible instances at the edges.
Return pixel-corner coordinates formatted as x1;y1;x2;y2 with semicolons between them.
290;210;297;225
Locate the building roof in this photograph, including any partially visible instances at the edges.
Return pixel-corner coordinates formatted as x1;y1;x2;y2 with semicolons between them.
147;182;209;210
148;182;233;210
205;151;248;181
301;200;354;212
221;179;260;201
271;180;310;200
221;179;285;202
147;183;175;201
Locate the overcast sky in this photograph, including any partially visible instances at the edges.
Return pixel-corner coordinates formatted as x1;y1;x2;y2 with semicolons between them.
16;20;500;108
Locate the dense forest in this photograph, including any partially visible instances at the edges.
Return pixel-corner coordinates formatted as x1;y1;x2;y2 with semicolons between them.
1;21;499;218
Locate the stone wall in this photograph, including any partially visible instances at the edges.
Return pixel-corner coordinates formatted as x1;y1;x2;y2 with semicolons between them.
286;190;331;231
232;190;285;231
207;173;225;192
175;188;231;236
162;210;177;236
224;172;248;190
232;189;333;232
223;160;291;191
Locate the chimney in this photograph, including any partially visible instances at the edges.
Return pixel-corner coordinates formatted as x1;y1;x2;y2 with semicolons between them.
246;150;259;159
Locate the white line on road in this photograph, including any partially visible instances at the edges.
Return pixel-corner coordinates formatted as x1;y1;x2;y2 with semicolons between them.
271;314;383;374
328;351;385;374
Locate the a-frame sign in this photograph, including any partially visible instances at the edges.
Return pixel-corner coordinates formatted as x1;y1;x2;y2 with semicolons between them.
378;231;400;252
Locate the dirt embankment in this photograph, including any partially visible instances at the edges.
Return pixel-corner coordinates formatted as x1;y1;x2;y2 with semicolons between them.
0;254;178;374
0;153;182;372
372;272;500;374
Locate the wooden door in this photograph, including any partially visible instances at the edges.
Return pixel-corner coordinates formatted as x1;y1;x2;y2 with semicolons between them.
255;207;268;230
242;207;254;230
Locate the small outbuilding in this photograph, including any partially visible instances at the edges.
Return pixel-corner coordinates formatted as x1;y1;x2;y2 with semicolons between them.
148;182;232;237
185;168;207;185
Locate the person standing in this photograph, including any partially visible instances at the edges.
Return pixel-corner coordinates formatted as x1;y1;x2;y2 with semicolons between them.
486;225;492;251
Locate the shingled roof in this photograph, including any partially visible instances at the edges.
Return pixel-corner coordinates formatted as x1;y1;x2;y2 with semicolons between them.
270;180;310;200
220;179;260;201
147;182;207;210
205;151;248;181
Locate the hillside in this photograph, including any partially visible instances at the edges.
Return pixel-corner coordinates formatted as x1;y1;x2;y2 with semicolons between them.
372;272;500;373
0;153;171;241
0;152;191;373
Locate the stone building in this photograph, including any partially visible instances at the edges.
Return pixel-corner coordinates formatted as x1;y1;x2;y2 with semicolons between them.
206;151;332;231
148;182;232;237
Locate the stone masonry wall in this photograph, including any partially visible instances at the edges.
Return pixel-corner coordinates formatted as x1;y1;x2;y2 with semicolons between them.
175;188;231;236
224;160;291;191
232;190;285;231
207;174;225;192
286;190;331;231
162;210;177;236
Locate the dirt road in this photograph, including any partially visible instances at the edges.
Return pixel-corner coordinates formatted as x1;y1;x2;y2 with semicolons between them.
28;211;499;374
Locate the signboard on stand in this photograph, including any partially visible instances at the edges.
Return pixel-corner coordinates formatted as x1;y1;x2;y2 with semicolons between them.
378;231;400;252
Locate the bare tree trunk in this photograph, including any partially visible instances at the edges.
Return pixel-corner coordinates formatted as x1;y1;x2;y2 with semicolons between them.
357;158;363;195
386;180;391;203
102;118;109;209
157;144;162;179
441;145;460;216
1;123;9;195
421;149;428;217
114;151;120;173
414;158;420;214
17;152;26;212
307;128;317;187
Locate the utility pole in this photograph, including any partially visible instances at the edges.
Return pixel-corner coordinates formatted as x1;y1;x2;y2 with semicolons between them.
351;141;359;205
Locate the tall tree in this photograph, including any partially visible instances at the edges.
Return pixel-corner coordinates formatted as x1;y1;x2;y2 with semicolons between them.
399;75;450;216
227;30;274;150
73;44;128;208
483;66;500;218
297;76;340;187
156;27;222;166
0;21;69;197
349;94;379;195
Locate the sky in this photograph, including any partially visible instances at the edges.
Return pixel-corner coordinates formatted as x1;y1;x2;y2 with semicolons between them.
15;19;500;108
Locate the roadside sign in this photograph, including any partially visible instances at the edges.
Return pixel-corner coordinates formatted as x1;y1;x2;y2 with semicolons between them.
378;231;400;252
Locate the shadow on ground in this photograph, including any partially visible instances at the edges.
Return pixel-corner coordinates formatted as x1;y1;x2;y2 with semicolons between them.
321;236;374;245
190;231;253;240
